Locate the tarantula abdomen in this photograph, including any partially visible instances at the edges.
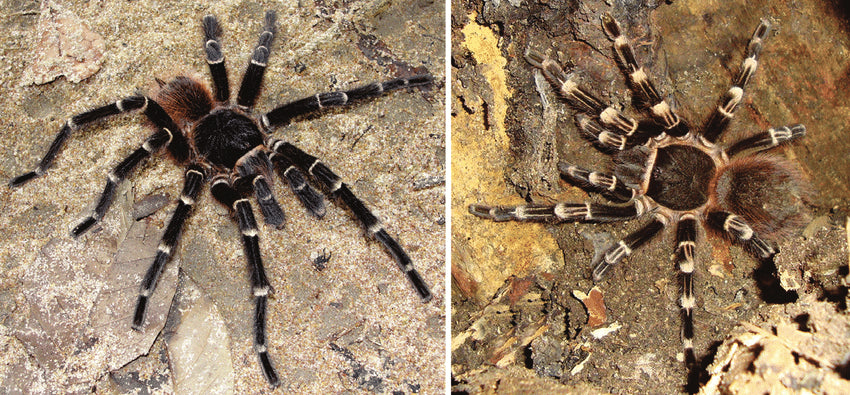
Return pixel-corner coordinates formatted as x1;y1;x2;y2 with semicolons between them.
713;155;809;238
156;75;216;126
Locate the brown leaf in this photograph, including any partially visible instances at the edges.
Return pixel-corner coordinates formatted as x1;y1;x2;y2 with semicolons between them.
21;0;105;85
573;286;606;327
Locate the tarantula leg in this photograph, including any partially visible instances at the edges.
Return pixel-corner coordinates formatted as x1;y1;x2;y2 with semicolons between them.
525;50;639;136
591;215;665;281
725;124;805;157
675;215;698;367
202;15;230;102
142;99;191;161
707;211;776;258
703;19;771;143
234;147;286;228
251;176;285;228
600;13;688;137
261;74;433;127
268;143;326;218
132;165;205;330
525;50;603;113
210;176;279;387
272;141;432;302
254;293;279;386
469;200;642;223
734;19;771;88
71;127;173;236
237;11;277;110
575;115;632;152
9;96;188;187
557;161;636;203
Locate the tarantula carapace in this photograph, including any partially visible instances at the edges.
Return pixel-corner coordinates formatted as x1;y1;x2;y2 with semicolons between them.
10;11;433;387
470;13;807;372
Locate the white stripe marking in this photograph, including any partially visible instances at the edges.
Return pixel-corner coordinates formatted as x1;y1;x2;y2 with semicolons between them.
681;295;696;309
157;243;171;255
367;223;382;235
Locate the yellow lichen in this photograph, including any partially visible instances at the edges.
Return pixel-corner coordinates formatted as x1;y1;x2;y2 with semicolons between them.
452;13;563;302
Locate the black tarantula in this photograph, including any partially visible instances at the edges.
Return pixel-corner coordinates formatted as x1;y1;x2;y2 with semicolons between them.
470;14;807;372
10;11;432;387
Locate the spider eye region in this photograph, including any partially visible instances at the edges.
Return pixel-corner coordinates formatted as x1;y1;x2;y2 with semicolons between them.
193;109;265;169
645;145;716;211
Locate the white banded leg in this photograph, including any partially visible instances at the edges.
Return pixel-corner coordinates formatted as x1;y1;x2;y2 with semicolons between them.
10;96;191;189
269;141;326;218
591;215;665;281
272;141;432;302
575;114;632;152
707;211;775;258
725;124;805;157
600;13;688;137
262;75;433;127
675;215;698;367
734;19;771;88
233;199;272;299
71;127;174;236
9;96;186;187
202;15;230;102
254;293;277;386
468;200;642;223
525;50;639;136
558;161;637;203
209;176;279;387
132;165;205;330
251;176;285;228
234;147;285;228
703;19;771;142
236;11;277;110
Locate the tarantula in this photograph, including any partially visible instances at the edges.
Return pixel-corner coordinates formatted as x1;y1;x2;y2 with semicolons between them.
470;14;807;370
10;11;432;387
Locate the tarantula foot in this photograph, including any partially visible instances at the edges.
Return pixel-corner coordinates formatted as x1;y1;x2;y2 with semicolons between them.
407;74;435;86
71;217;98;237
257;349;280;387
468;204;512;222
131;296;148;331
9;171;39;187
524;49;546;68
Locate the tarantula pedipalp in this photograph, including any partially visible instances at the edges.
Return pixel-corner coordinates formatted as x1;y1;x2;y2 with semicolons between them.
10;10;433;387
470;13;807;370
